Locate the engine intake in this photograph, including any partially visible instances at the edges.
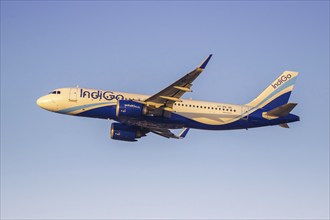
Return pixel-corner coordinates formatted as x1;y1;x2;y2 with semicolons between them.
116;100;148;118
110;123;147;142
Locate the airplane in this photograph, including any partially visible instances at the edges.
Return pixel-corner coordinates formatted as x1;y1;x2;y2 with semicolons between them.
36;55;300;142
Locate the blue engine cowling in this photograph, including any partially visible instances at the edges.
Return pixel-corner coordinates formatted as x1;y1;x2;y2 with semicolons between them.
110;123;147;142
116;100;147;118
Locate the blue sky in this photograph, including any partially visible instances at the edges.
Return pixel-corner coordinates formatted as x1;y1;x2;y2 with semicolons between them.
1;1;329;219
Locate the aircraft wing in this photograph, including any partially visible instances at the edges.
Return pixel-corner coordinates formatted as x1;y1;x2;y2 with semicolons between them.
144;55;212;111
151;127;190;139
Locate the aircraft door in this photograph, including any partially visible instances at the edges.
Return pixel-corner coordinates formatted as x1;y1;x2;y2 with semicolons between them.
241;105;249;120
69;88;78;101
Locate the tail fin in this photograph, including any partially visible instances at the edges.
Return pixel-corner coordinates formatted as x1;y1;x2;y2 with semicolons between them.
246;71;299;110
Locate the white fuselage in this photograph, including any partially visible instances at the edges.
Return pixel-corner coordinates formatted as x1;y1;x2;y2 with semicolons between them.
37;87;250;126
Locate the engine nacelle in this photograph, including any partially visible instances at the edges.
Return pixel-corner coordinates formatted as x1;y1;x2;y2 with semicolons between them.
116;100;147;118
110;123;146;142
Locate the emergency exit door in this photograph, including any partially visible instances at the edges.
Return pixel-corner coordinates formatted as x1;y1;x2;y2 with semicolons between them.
241;105;249;120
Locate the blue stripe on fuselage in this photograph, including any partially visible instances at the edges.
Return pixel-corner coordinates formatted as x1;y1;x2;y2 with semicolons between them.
76;105;116;119
73;102;299;130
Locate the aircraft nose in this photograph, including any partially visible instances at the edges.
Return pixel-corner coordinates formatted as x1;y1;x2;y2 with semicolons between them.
36;96;47;108
36;96;57;111
36;97;43;107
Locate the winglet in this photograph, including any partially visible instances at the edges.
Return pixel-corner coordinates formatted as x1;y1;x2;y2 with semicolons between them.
198;54;213;69
178;128;190;139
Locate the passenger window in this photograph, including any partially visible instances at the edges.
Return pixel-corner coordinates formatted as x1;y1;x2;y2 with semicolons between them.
57;91;61;94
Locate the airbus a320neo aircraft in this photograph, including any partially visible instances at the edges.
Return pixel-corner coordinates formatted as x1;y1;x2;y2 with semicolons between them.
37;55;300;142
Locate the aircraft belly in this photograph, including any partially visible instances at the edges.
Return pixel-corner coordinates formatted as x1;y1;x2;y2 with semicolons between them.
118;117;184;130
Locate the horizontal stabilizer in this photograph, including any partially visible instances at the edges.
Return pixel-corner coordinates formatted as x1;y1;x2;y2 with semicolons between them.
279;123;290;128
267;103;297;117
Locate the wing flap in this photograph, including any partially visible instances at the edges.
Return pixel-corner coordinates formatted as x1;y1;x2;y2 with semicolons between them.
151;127;190;139
279;123;290;128
159;96;183;102
173;86;192;92
151;129;178;139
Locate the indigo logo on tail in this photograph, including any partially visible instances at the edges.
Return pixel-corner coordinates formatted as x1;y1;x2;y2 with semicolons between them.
272;74;292;89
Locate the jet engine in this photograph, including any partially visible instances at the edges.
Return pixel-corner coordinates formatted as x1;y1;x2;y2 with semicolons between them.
116;100;148;118
110;123;147;142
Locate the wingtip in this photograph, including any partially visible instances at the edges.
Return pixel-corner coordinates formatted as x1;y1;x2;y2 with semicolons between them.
179;128;190;139
198;54;213;69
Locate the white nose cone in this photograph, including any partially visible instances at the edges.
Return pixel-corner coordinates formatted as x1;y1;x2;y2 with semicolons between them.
36;97;43;107
36;96;57;111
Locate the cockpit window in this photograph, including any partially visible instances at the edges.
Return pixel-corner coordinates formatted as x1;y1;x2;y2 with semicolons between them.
49;90;61;94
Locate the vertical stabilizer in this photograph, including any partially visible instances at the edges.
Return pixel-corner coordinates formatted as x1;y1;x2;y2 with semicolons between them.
246;71;299;110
